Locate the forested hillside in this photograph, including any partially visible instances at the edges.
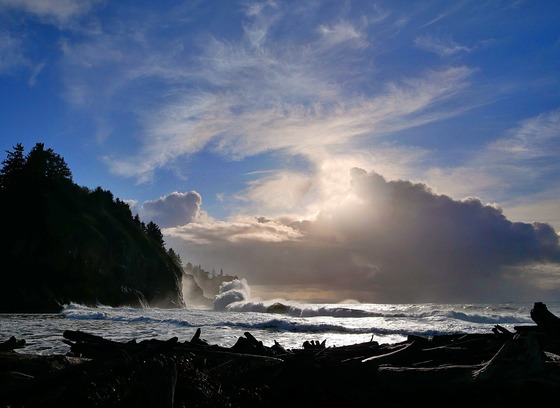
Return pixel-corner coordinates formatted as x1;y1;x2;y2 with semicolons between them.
0;143;185;312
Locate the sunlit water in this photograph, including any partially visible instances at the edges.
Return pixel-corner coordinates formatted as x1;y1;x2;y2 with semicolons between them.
2;301;556;355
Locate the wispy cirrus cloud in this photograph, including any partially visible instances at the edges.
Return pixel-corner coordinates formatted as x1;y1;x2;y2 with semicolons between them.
318;21;369;49
55;1;476;186
0;28;47;85
489;109;560;158
424;108;560;229
0;0;100;25
414;35;473;56
105;65;473;183
0;31;27;74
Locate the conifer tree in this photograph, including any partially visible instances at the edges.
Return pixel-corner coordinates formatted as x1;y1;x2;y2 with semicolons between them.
146;221;165;247
25;142;72;183
0;143;25;190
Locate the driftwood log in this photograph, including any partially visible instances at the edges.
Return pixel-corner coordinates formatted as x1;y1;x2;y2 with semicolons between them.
0;337;25;352
1;302;560;407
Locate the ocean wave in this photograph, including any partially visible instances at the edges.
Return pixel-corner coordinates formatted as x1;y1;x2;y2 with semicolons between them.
60;305;470;338
61;304;197;328
211;297;530;327
59;299;533;343
224;300;386;318
444;310;529;324
211;317;478;338
61;300;531;327
64;311;199;328
222;301;531;325
213;279;251;310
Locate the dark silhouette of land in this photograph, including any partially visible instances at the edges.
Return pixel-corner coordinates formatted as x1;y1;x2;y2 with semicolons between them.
0;143;185;312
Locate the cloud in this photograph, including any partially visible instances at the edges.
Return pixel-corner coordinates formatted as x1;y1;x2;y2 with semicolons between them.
0;31;27;74
0;0;99;25
236;146;428;219
503;188;560;233
318;21;368;49
239;171;313;212
414;35;472;56
106;65;472;182
54;1;476;184
424;108;560;229
27;62;46;86
165;168;560;303
0;31;45;84
489;109;560;158
167;214;302;245
141;191;203;228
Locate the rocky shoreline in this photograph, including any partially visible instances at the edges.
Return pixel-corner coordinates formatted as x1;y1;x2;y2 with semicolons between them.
2;302;560;407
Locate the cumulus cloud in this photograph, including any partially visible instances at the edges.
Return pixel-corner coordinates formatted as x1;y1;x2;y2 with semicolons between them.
165;168;560;303
141;191;203;228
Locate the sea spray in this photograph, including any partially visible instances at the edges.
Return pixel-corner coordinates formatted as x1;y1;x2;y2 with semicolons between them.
213;278;251;310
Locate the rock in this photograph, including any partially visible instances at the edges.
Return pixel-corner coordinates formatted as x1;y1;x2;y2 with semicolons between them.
266;302;289;314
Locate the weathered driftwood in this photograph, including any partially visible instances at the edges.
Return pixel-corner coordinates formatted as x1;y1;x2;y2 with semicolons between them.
531;301;560;343
2;302;560;407
0;336;25;352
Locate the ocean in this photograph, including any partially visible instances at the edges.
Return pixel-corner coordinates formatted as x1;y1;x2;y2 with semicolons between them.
2;296;557;356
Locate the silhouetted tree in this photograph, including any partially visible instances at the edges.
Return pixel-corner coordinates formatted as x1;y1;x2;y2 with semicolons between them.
0;142;186;311
168;248;182;268
146;221;165;247
25;143;72;183
0;143;25;190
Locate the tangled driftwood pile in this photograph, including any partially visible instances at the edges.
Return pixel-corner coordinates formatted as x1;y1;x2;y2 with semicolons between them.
2;302;560;407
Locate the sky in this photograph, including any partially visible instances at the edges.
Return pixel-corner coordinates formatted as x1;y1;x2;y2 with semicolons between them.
1;0;560;303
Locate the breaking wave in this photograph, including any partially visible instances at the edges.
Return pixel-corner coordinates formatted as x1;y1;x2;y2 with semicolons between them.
218;299;529;325
208;281;530;325
212;278;251;310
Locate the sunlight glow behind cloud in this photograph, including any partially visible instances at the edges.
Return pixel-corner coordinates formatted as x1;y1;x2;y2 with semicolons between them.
165;169;560;303
2;0;560;302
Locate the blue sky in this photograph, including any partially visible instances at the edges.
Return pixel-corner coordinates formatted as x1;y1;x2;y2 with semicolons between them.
2;0;560;303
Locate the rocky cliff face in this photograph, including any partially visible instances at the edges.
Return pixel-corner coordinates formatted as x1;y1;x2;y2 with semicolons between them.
182;273;212;307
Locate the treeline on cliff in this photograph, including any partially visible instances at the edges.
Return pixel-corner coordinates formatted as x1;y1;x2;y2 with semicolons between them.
0;143;185;312
182;263;239;306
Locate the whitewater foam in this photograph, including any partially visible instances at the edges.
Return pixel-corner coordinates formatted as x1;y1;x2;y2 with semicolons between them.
213;278;252;310
1;295;552;355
